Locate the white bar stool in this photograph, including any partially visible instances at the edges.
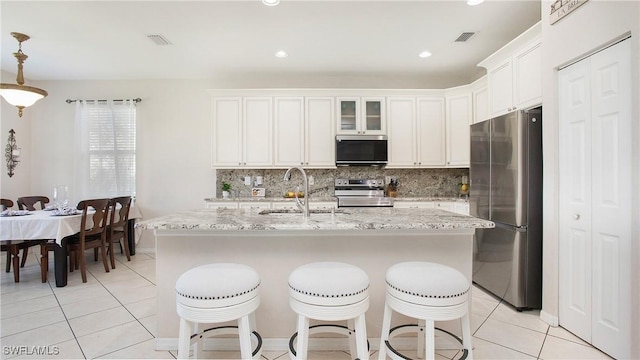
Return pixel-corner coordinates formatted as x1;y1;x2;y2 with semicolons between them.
175;263;262;359
378;262;472;360
288;261;370;360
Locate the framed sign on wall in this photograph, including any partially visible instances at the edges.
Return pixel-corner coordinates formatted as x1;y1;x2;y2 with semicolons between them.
550;0;589;25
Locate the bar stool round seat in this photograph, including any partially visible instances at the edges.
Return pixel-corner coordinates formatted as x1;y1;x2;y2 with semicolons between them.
288;261;370;360
378;261;472;360
175;263;262;360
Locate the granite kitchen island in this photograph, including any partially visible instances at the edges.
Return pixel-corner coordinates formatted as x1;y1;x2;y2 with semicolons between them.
138;207;493;352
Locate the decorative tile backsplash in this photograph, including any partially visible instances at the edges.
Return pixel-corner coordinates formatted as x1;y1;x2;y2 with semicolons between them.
216;168;469;199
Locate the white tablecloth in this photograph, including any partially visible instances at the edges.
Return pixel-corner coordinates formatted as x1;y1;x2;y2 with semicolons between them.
0;210;83;245
0;206;142;245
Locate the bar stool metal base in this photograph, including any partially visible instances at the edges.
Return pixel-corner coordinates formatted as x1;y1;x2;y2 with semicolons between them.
383;324;468;360
288;324;370;359
189;325;263;358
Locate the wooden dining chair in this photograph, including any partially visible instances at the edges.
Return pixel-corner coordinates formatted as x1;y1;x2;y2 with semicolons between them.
17;196;50;211
1;198;49;282
67;198;111;283
107;196;132;268
16;196;53;270
0;198;12;210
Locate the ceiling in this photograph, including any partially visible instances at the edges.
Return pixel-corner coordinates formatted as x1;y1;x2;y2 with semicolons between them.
0;0;541;88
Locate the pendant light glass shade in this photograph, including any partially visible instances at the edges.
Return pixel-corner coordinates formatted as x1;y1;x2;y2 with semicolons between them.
0;32;48;117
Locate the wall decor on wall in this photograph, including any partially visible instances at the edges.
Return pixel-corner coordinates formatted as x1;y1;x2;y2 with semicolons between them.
550;0;589;25
5;129;20;177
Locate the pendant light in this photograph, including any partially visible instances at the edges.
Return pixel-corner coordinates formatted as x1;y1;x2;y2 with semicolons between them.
0;32;48;117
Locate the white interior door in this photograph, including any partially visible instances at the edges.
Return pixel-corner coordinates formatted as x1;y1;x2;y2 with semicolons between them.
559;52;592;342
588;39;631;359
558;39;631;359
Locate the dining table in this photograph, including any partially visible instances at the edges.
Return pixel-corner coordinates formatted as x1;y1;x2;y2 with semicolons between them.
0;206;142;287
1;209;82;287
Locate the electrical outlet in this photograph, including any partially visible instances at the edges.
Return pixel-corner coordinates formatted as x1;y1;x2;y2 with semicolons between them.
308;176;314;186
385;176;392;184
244;176;251;186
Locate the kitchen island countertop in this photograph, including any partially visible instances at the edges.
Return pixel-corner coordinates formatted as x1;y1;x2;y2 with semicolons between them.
137;207;493;232
144;207;492;350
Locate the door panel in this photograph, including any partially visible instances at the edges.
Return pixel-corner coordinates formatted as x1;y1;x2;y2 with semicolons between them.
559;55;592;342
589;40;631;359
244;97;272;166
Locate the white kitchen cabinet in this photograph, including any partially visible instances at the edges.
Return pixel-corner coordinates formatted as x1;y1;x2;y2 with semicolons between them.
393;201;435;209
274;97;304;166
445;91;471;167
337;97;385;135
309;201;338;209
433;202;454;211
274;97;336;168
387;97;416;167
479;23;542;118
558;39;631;359
205;202;238;209
472;77;489;124
274;97;305;167
453;202;470;215
238;202;271;209
418;97;447;166
394;201;458;211
386;96;445;168
305;97;336;167
212;97;272;168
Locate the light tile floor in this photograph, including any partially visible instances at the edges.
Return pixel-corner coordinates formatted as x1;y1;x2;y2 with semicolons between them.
0;249;612;359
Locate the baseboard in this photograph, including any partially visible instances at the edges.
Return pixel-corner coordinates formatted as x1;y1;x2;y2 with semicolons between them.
540;310;559;326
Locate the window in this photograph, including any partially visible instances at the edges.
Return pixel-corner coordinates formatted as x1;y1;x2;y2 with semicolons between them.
75;100;136;201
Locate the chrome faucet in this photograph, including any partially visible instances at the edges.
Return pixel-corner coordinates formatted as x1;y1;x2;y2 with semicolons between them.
283;166;309;217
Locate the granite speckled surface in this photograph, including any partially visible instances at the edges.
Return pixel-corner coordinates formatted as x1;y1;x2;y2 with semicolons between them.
203;196;468;203
215;168;469;199
137;207;493;231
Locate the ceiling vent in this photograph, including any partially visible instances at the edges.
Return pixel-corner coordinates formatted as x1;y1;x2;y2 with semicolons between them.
455;32;476;42
147;34;172;46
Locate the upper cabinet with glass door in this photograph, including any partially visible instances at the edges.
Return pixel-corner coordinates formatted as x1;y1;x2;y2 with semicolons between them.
336;97;385;134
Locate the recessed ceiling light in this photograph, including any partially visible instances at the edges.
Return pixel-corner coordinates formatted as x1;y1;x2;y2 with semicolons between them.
275;50;288;58
262;0;280;6
467;0;485;5
418;51;432;58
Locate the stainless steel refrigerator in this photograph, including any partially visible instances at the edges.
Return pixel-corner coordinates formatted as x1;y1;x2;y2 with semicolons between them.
469;107;542;310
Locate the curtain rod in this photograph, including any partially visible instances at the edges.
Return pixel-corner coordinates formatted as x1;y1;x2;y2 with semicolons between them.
65;98;142;104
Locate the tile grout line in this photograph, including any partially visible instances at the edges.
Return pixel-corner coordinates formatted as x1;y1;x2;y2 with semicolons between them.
43;264;89;360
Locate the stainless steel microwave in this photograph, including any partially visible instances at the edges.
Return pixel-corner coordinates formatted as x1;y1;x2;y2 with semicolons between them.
335;135;388;166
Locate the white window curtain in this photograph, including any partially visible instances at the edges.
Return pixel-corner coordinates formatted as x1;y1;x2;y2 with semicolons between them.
74;100;136;202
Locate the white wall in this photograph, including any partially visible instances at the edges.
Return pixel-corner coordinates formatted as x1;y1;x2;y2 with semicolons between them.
3;78;218;249
540;1;639;357
1;70;33;205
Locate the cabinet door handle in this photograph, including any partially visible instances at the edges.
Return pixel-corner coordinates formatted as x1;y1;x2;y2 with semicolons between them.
574;214;580;220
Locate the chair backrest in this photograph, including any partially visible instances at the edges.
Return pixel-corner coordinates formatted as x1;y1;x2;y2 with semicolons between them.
77;198;111;239
1;198;13;211
109;196;132;229
17;196;50;210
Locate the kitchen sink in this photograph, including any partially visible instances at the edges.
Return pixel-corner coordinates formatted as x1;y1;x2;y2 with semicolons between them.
258;209;347;215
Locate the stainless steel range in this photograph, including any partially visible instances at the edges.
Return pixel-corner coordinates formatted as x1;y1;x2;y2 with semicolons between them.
334;179;393;207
